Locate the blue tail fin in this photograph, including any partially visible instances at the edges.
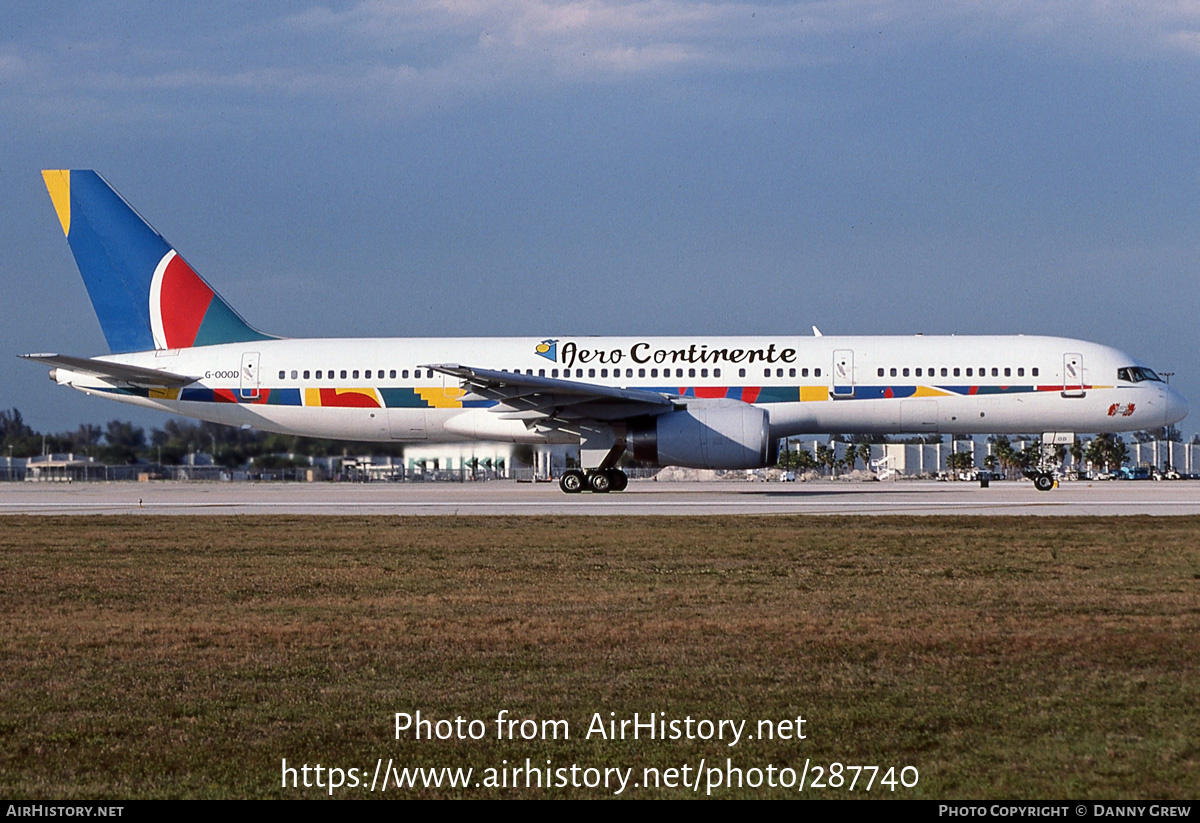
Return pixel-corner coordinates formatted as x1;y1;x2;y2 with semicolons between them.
43;170;273;353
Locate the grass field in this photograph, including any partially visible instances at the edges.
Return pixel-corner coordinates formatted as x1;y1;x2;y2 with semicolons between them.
1;515;1198;799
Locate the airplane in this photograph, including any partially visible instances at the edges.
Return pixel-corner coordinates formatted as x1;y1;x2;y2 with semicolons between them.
22;170;1189;494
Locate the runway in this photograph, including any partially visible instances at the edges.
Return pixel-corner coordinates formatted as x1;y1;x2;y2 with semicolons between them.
3;478;1200;515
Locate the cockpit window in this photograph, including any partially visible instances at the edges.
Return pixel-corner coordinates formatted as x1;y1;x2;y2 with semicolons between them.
1118;366;1163;383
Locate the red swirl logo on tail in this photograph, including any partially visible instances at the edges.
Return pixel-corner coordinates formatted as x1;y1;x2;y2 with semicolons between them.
149;250;215;349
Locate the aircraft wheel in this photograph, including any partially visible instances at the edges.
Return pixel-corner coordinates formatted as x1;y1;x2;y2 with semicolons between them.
608;469;629;492
588;470;613;494
559;469;586;494
1033;474;1054;492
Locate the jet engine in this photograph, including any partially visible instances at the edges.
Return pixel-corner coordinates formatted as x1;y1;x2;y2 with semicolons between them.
629;404;777;469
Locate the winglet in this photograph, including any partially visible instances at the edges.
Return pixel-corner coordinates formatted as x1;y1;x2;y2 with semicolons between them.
42;170;71;236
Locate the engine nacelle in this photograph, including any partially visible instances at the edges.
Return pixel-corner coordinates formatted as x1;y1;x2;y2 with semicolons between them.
630;404;777;469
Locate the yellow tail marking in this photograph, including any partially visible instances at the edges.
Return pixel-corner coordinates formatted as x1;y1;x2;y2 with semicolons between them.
42;170;71;236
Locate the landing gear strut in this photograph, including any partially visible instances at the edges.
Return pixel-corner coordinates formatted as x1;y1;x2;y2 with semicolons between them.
561;424;631;494
1024;434;1066;492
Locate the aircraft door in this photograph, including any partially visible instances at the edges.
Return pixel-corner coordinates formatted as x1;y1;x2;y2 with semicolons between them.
389;368;428;441
239;352;260;399
1063;353;1084;397
832;349;855;397
900;399;939;432
388;409;428;441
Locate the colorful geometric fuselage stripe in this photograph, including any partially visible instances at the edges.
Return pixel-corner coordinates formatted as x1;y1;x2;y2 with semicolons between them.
91;383;1100;407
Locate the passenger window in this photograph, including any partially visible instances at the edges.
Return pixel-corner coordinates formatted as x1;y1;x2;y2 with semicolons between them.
1017;368;1024;377
291;370;298;379
738;368;745;378
402;370;409;379
814;368;821;377
940;368;948;377
991;368;999;377
966;368;973;377
539;369;545;377
953;368;960;377
1004;368;1011;377
689;368;696;378
915;368;922;377
701;368;708;378
1032;367;1039;377
651;368;659;378
638;368;645;378
390;369;396;379
890;368;897;377
278;370;285;379
552;369;559;378
764;369;771;378
365;370;371;379
601;368;608;378
902;368;910;377
588;368;595;378
878;368;885;377
714;368;721;378
789;368;795;378
352;370;359;379
316;370;322;379
303;370;310;379
802;368;809;377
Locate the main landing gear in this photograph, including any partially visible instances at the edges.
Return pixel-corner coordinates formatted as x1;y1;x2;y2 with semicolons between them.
559;468;629;494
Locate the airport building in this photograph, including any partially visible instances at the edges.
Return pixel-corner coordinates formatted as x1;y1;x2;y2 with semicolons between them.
3;438;1199;483
782;438;1200;479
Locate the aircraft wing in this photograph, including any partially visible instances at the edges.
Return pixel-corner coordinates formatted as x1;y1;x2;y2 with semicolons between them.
425;363;676;423
19;353;198;387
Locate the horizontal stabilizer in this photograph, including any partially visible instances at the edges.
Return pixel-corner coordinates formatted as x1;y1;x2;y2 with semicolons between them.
19;353;198;387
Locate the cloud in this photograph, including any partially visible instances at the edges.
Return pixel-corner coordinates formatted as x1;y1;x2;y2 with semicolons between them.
4;1;1199;126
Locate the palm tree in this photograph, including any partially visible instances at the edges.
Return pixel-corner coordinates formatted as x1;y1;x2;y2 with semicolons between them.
1069;437;1086;474
1084;434;1128;473
857;443;872;472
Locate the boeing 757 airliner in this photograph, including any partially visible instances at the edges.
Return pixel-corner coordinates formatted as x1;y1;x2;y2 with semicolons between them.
22;171;1189;493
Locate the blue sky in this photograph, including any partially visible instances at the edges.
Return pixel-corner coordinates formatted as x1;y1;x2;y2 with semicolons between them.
2;1;1198;435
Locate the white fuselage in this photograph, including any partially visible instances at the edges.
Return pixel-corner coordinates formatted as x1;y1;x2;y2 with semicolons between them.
50;334;1188;444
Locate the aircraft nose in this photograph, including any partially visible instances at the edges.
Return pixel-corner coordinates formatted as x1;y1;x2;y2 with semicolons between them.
1163;387;1189;427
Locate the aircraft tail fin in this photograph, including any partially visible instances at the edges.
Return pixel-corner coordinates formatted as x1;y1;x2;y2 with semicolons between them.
42;170;274;354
